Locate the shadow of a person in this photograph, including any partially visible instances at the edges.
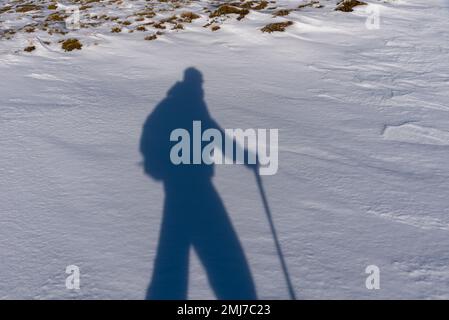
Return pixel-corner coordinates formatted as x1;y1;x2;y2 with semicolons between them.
140;67;257;300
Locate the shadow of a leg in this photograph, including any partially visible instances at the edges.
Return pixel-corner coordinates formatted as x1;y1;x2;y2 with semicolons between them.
146;197;190;300
192;182;257;300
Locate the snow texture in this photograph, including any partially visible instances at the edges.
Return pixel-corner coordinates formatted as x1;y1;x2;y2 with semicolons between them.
1;0;449;299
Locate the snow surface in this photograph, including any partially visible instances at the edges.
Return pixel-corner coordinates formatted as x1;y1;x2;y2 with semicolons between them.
1;0;449;299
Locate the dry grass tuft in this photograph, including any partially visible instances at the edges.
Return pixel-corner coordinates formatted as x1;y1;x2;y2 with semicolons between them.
0;5;12;14
335;0;367;12
209;5;249;20
180;11;200;22
144;34;157;41
261;21;293;33
16;5;41;13
253;1;269;10
61;38;82;51
46;12;65;22
273;9;290;17
24;45;36;52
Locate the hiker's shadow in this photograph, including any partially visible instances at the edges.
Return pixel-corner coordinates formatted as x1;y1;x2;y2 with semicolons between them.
140;68;257;299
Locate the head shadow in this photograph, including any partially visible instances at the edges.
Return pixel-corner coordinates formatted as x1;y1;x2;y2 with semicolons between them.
140;67;257;299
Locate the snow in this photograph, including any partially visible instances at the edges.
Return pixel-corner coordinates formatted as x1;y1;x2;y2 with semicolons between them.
1;0;449;299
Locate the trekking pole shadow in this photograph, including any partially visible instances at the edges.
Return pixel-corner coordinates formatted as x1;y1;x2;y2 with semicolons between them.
254;169;297;300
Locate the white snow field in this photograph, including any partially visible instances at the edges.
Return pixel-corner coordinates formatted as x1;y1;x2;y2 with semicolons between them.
1;0;449;299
